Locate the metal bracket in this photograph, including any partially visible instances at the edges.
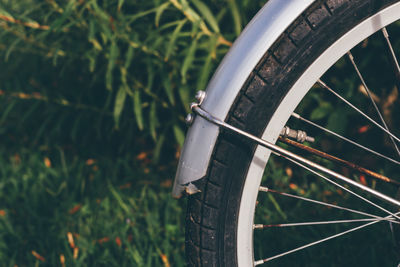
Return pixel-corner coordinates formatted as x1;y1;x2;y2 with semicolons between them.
185;90;206;126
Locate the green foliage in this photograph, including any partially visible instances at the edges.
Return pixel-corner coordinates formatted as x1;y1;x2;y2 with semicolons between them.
0;1;266;264
0;147;185;265
0;0;265;157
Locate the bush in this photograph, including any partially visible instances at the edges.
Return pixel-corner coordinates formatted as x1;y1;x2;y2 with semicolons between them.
0;0;265;159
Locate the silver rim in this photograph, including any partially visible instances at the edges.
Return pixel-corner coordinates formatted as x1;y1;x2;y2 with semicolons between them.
237;2;400;266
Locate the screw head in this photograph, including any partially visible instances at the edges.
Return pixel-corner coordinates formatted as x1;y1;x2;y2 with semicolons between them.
185;113;195;125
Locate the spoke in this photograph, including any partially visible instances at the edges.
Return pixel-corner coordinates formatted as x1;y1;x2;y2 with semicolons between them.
273;152;400;221
259;186;392;221
278;137;400;185
317;79;400;144
252;27;400;267
382;27;400;89
254;217;385;265
347;51;400;156
254;218;396;229
194;105;400;208
291;112;400;165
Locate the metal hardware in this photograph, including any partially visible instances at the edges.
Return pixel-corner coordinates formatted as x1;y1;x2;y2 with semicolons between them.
280;126;315;143
195;90;206;105
185;113;195;126
173;3;400;201
190;102;199;110
172;0;316;200
185;91;207;127
191;105;400;208
184;183;201;195
291;112;400;165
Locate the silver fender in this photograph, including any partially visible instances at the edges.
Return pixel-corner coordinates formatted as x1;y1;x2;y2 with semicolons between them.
172;0;315;198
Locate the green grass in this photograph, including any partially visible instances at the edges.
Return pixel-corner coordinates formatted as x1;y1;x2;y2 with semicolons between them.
0;147;185;266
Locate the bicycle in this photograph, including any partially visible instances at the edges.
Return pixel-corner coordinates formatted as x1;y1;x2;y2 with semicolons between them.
173;0;400;265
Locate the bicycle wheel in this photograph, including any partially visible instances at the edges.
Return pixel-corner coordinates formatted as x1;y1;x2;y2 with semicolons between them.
186;0;400;266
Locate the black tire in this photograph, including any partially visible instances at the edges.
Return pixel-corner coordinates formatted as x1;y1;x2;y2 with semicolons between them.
185;0;400;266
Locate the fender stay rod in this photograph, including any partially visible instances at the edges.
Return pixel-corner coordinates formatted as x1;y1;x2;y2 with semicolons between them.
192;104;400;208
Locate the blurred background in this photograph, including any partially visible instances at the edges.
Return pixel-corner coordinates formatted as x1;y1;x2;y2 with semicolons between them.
0;0;267;265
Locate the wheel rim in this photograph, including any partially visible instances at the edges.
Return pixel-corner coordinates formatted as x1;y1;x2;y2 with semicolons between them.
237;2;400;266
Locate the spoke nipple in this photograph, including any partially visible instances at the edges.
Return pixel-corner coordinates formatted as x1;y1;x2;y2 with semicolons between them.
254;259;265;266
185;113;195;126
253;224;263;229
382;27;389;38
195;90;206;105
291;112;301;119
259;186;269;192
347;51;354;61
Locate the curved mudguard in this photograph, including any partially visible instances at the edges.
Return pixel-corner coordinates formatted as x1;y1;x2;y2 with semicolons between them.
172;0;315;198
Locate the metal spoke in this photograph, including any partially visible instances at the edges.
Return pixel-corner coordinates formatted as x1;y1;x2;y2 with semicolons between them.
347;51;400;156
251;26;400;267
254;218;396;229
259;186;396;222
382;27;400;90
317;79;400;144
291;112;400;165
273;153;400;221
279;137;400;185
254;215;389;265
193;105;400;209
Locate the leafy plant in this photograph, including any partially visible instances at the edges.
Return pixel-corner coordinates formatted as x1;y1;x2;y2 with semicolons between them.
0;0;265;158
